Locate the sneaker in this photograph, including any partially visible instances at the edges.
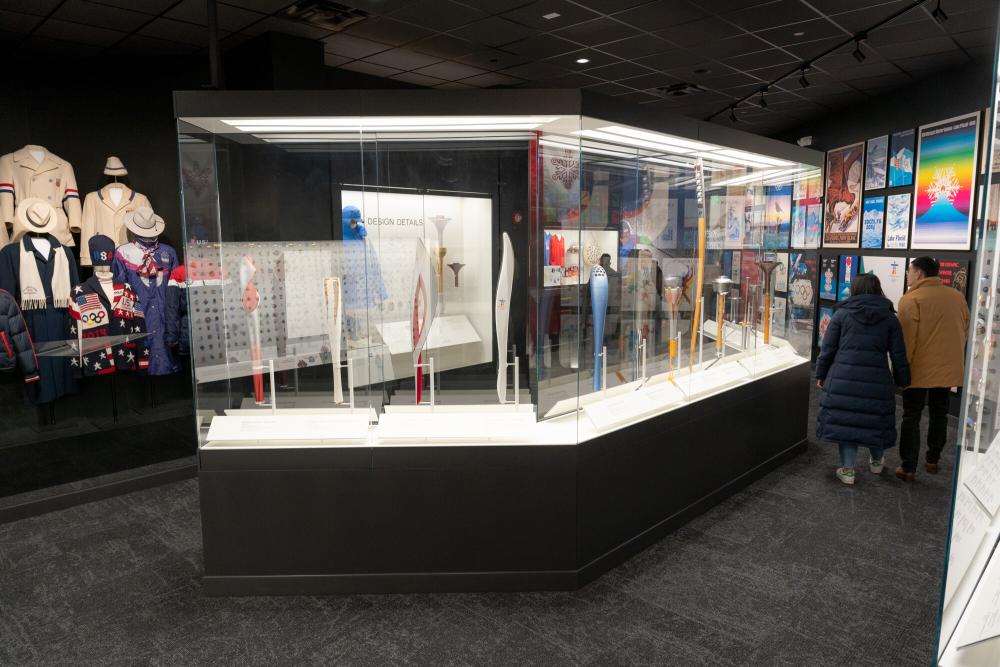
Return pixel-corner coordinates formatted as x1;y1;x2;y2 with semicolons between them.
869;457;885;474
836;467;856;485
895;467;916;482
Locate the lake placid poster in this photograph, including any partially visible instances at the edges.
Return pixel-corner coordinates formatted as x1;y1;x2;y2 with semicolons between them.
885;193;911;249
911;113;980;250
823;143;864;248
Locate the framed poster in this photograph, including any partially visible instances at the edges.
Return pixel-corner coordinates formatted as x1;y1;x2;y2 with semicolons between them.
859;255;906;308
731;250;742;286
818;306;834;346
911;112;980;250
861;197;885;249
865;135;889;190
774;252;789;292
723;194;745;249
939;259;970;296
885;193;911;249
819;257;838;301
805;203;822;249
792;173;823;249
764;183;792;250
889;129;915;187
823;143;864;247
790;204;806;249
788;253;817;352
708;194;725;250
838;254;859;301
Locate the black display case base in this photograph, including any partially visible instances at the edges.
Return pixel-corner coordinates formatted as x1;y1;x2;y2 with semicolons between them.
199;363;809;595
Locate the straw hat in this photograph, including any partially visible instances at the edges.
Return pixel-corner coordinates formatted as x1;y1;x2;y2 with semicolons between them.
15;198;59;235
124;207;165;238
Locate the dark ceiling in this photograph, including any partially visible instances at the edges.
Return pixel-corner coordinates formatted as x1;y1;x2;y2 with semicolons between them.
1;0;996;135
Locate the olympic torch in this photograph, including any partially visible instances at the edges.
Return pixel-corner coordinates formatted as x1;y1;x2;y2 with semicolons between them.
755;259;780;345
239;255;264;404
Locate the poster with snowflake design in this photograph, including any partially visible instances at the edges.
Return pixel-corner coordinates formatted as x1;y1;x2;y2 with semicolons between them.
911;112;980;250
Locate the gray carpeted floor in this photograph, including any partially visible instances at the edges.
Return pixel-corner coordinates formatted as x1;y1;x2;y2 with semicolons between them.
0;385;955;665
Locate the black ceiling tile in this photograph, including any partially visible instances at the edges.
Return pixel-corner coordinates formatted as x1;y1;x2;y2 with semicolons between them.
459;71;525;87
597;35;673;59
687;33;771;59
849;72;914;90
635;48;707;70
453;48;530;70
503;33;579;58
532;72;603;87
324;33;395;58
450;16;538;46
806;0;901;15
434;81;475;89
733;63;799;84
323;52;351;67
618;72;686;91
952;28;997;49
411;59;488;80
869;18;948;45
581;60;655;81
571;0;652;13
698;72;762;90
822;60;900;80
614;91;664;104
0;8;44;33
655;16;743;47
339;60;404;77
244;16;332;38
165;0;265;31
334;0;414;14
84;0;176;14
363;47;442;69
723;0;822;31
35;18;127;47
500;1;600;29
344;17;432;45
814;50;882;73
388;0;486;30
614;1;708;31
827;3;913;34
722;48;798;71
895;51;974;75
389;71;447;86
558;48;623;70
551;17;640;46
53;0;152;32
876;36;961;60
696;0;783;11
755;18;847;47
584;81;635;95
942;7;1000;34
782;36;847;59
408;34;477;58
496;60;570;79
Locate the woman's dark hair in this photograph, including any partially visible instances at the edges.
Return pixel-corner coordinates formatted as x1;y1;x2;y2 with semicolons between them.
850;272;884;297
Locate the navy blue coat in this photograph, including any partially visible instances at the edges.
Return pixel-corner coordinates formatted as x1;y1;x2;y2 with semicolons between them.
0;288;39;384
816;294;911;449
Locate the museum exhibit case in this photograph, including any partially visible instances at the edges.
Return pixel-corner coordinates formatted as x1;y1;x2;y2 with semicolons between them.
935;44;1000;664
175;89;822;594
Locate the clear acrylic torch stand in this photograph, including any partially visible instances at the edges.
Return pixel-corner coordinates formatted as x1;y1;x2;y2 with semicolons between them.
334;356;356;410
414;356;436;408
254;359;278;414
635;337;648;384
500;347;521;406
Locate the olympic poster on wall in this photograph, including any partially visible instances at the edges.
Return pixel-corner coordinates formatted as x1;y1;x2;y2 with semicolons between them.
823;143;864;248
791;173;822;249
911;112;980;250
764;183;792;250
818;306;834;346
889;129;915;187
838;254;859;301
865;135;888;190
885;193;911;249
861;197;885;249
859;256;906;309
819;256;837;301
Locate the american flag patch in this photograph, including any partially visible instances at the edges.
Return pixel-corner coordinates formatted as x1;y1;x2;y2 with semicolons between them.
80;293;102;312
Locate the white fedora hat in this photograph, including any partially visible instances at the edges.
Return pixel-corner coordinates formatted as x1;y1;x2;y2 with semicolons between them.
124;207;165;238
104;156;127;176
15;198;59;235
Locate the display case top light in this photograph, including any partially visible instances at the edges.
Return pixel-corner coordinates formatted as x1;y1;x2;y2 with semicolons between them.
577;125;797;169
219;116;561;133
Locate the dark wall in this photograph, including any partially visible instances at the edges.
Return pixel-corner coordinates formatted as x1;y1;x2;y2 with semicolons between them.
780;58;996;151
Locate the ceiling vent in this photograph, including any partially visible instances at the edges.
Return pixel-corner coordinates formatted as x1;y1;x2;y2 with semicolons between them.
282;1;369;32
654;83;704;98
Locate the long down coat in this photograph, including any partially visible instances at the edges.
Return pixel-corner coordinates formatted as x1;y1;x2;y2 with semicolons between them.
816;294;911;449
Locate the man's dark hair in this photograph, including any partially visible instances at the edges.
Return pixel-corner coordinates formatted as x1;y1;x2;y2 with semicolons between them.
910;256;939;277
850;272;884;297
600;253;611;261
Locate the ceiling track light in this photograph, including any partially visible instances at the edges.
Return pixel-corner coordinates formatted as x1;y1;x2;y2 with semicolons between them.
729;106;738;123
798;66;811;89
759;89;768;109
932;0;948;24
852;32;867;62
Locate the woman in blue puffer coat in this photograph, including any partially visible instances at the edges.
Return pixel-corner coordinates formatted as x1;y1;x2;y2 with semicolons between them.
816;273;910;485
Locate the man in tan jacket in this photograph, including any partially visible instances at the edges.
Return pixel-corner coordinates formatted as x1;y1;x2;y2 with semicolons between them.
896;256;970;481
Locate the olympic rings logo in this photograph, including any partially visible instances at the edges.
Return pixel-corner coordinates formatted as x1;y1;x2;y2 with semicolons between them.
82;311;107;324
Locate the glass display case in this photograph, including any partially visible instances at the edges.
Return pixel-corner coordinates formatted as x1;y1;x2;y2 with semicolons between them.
936;39;1000;665
177;93;819;451
177;90;821;594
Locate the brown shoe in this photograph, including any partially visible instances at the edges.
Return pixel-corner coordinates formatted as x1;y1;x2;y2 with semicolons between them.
926;462;940;474
895;467;916;482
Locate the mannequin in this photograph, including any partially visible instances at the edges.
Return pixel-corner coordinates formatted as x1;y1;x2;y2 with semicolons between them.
28;232;51;258
28;148;44;164
79;157;151;266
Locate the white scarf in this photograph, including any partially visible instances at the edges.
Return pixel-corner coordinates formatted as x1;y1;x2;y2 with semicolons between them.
19;237;71;311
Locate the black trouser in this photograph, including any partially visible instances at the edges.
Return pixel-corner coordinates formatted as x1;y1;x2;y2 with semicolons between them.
899;387;951;471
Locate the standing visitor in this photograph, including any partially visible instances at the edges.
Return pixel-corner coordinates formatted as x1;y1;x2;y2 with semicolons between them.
817;273;910;485
895;257;970;481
